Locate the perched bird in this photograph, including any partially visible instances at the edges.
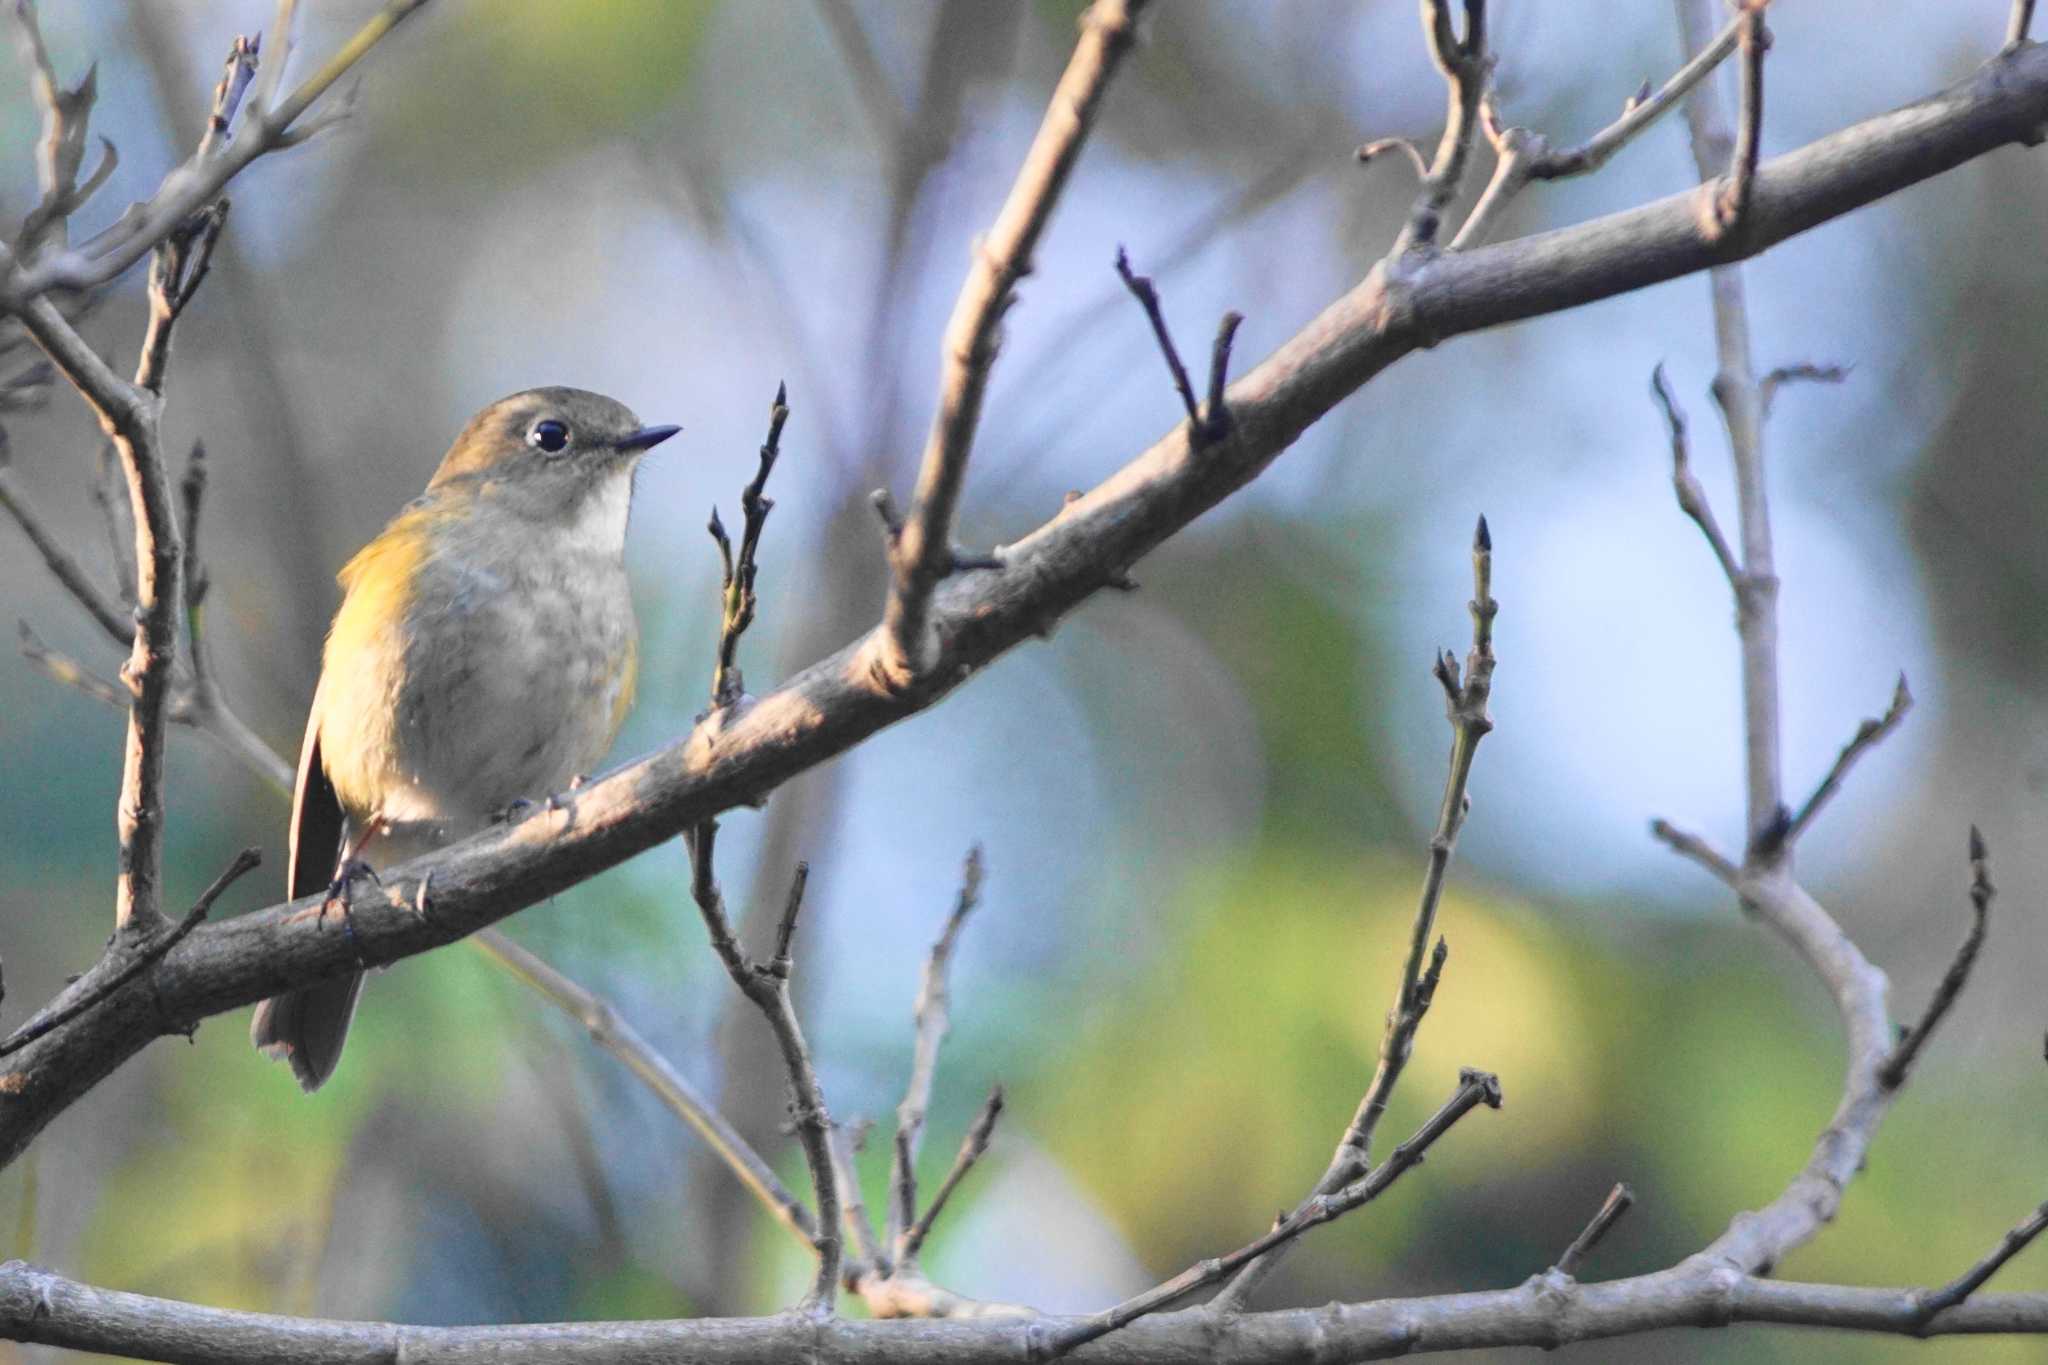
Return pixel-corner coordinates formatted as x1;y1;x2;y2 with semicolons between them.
252;388;678;1091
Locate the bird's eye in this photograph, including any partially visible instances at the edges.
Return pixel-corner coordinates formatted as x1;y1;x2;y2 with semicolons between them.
528;419;570;453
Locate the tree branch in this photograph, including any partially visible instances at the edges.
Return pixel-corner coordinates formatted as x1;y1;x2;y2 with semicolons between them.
887;845;983;1264
1217;515;1494;1312
1877;828;1992;1090
1392;0;1491;255
1777;673;1912;851
687;842;840;1314
5;28;2048;1170
5;1257;2047;1363
1553;1182;1637;1278
1;0;432;304
1917;1199;2048;1324
878;0;1145;684
1042;1071;1504;1358
468;927;820;1253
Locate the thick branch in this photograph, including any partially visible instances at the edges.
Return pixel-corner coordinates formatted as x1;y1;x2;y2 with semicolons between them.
5;1258;2047;1364
879;0;1144;681
5;37;2048;1166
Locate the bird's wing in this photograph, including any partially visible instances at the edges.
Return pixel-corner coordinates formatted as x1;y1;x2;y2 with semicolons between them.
288;698;346;900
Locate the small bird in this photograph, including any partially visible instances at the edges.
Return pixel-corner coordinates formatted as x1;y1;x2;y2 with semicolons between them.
252;388;678;1091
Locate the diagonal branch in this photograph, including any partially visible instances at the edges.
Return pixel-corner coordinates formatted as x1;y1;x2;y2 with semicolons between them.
877;0;1145;684
7;29;2048;1169
1877;828;1992;1090
1043;1070;1504;1358
469;927;821;1252
1453;5;1747;249
1217;516;1494;1313
1650;362;1742;590
1554;1182;1637;1278
887;845;983;1263
1916;1198;2048;1324
1777;673;1912;851
687;840;841;1314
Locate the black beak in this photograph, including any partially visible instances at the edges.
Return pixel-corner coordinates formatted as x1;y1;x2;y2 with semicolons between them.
617;424;681;453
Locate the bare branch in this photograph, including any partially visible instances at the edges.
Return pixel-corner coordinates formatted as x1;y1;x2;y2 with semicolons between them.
687;837;840;1314
1554;1182;1637;1278
898;1084;1003;1266
1218;517;1495;1311
1649;817;1741;887
469;927;821;1253
17;619;125;710
1650;363;1741;591
1777;673;1912;851
1759;360;1847;416
0;442;132;647
709;382;789;707
1677;0;1784;852
1045;1070;1504;1358
2;0;431;303
1917;1198;2048;1324
1114;247;1201;432
1453;9;1748;250
0;847;258;1059
1392;0;1491;254
1357;136;1430;179
888;845;983;1262
6;34;2048;1166
877;0;1145;684
1878;828;1992;1090
1707;2;1773;241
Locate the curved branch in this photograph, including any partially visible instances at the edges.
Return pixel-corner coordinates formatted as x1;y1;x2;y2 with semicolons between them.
3;37;2047;1169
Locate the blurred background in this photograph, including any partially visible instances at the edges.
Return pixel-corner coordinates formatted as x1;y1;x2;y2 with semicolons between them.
1;2;2043;1361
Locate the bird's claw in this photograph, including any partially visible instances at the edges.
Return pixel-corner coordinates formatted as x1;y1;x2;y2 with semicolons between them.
319;858;379;967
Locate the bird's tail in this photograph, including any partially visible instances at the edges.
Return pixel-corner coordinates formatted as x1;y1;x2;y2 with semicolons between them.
250;972;366;1093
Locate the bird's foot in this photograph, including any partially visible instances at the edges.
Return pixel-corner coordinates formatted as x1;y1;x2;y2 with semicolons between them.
493;797;537;825
319;858;380;966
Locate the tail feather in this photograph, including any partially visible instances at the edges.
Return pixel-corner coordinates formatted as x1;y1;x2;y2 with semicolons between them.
250;971;365;1093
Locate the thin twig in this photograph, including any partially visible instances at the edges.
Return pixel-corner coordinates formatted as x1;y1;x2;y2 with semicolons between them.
1708;3;1772;241
1759;361;1847;417
1452;7;1746;249
827;1122;890;1277
1916;1199;2048;1324
708;382;788;707
0;848;259;1058
887;846;984;1260
1555;1183;1637;1278
1650;363;1741;590
878;0;1145;683
17;620;126;710
1046;1070;1503;1357
1113;247;1201;430
3;0;430;303
0;452;133;647
1392;0;1491;255
1217;516;1495;1312
1776;673;1912;851
469;927;821;1251
686;834;840;1314
1878;828;1992;1090
1649;818;1741;887
899;1083;1003;1265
